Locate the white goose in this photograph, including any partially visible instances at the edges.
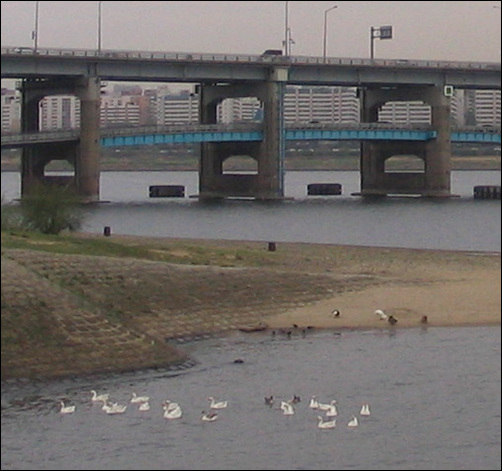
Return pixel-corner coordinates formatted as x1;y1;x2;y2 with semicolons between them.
103;402;127;415
309;396;320;409
208;397;228;409
360;403;371;416
138;402;151;412
91;390;109;403
60;401;76;414
163;405;183;420
201;411;218;422
348;416;359;427
375;309;388;321
163;400;180;412
130;393;150;404
317;416;336;429
317;399;337;411
280;401;295;415
325;404;338;417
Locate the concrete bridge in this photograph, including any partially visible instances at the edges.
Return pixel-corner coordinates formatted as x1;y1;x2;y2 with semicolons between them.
1;46;500;200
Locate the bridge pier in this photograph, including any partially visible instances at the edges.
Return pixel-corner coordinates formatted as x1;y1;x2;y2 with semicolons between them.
199;68;287;200
360;85;452;197
19;77;101;202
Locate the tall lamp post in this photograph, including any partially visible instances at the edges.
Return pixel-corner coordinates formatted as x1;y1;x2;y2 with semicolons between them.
32;1;40;51
98;1;103;53
323;5;338;62
284;1;290;56
370;25;393;59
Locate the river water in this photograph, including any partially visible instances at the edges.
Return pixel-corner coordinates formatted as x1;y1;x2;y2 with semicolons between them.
1;170;501;470
2;170;500;252
1;327;501;470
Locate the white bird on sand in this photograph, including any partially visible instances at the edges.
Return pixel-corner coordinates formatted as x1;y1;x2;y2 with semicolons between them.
91;390;109;403
131;393;150;403
317;416;336;429
280;401;295;415
163;405;183;420
348;416;359;427
208;397;228;409
360;403;371;416
60;401;76;414
201;411;218;422
375;309;388;321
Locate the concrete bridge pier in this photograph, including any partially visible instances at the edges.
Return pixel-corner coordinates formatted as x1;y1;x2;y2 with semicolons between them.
199;68;287;200
360;85;452;197
19;77;101;201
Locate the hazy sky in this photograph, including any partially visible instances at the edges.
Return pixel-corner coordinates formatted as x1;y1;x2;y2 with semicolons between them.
1;1;501;62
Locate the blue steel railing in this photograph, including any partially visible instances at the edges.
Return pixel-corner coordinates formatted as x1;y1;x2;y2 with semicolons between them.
1;123;500;147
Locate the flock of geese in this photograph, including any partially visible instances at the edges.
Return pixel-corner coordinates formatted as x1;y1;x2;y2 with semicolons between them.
60;390;230;422
60;391;371;429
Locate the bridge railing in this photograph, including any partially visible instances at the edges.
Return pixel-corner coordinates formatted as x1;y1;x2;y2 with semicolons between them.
2;123;500;147
2;46;500;72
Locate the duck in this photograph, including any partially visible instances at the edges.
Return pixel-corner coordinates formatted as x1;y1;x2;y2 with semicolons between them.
332;309;341;318
348;416;359;427
163;405;182;419
91;390;109;403
287;395;301;404
360;403;371;416
375;309;388;321
264;395;274;407
60;401;76;414
208;397;228;409
388;315;398;326
317;416;336;429
130;392;150;404
201;411;218;422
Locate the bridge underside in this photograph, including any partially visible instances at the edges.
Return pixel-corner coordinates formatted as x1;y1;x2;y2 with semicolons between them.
360;86;452;197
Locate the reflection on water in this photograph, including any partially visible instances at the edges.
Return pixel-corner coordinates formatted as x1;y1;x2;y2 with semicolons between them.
2;327;501;470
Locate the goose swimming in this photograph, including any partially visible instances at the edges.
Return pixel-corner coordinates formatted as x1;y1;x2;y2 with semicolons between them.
280;401;295;415
360;403;371;416
163;405;183;420
130;393;150;404
309;396;320;409
91;390;109;403
208;397;228;409
201;411;218;422
138;402;151;412
325;404;338;417
60;401;76;414
103;402;127;415
348;416;359;427
317;399;337;411
317;416;336;429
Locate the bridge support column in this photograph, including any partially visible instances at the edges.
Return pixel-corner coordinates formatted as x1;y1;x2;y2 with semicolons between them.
75;77;101;202
360;85;452;197
199;68;287;200
18;77;101;201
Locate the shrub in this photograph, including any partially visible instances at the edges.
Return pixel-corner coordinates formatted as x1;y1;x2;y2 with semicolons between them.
19;183;86;235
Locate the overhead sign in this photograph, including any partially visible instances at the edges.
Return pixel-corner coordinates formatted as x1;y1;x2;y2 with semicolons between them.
379;26;393;39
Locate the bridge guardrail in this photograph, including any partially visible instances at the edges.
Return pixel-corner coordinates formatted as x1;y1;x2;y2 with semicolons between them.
2;46;500;72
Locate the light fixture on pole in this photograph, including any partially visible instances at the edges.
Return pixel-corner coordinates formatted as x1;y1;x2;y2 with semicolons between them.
98;1;103;53
32;1;40;51
323;5;338;62
370;25;393;59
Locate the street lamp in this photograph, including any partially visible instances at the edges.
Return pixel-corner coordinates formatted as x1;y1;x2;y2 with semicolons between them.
98;1;103;53
370;25;393;59
284;1;290;56
32;1;40;51
323;5;338;62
